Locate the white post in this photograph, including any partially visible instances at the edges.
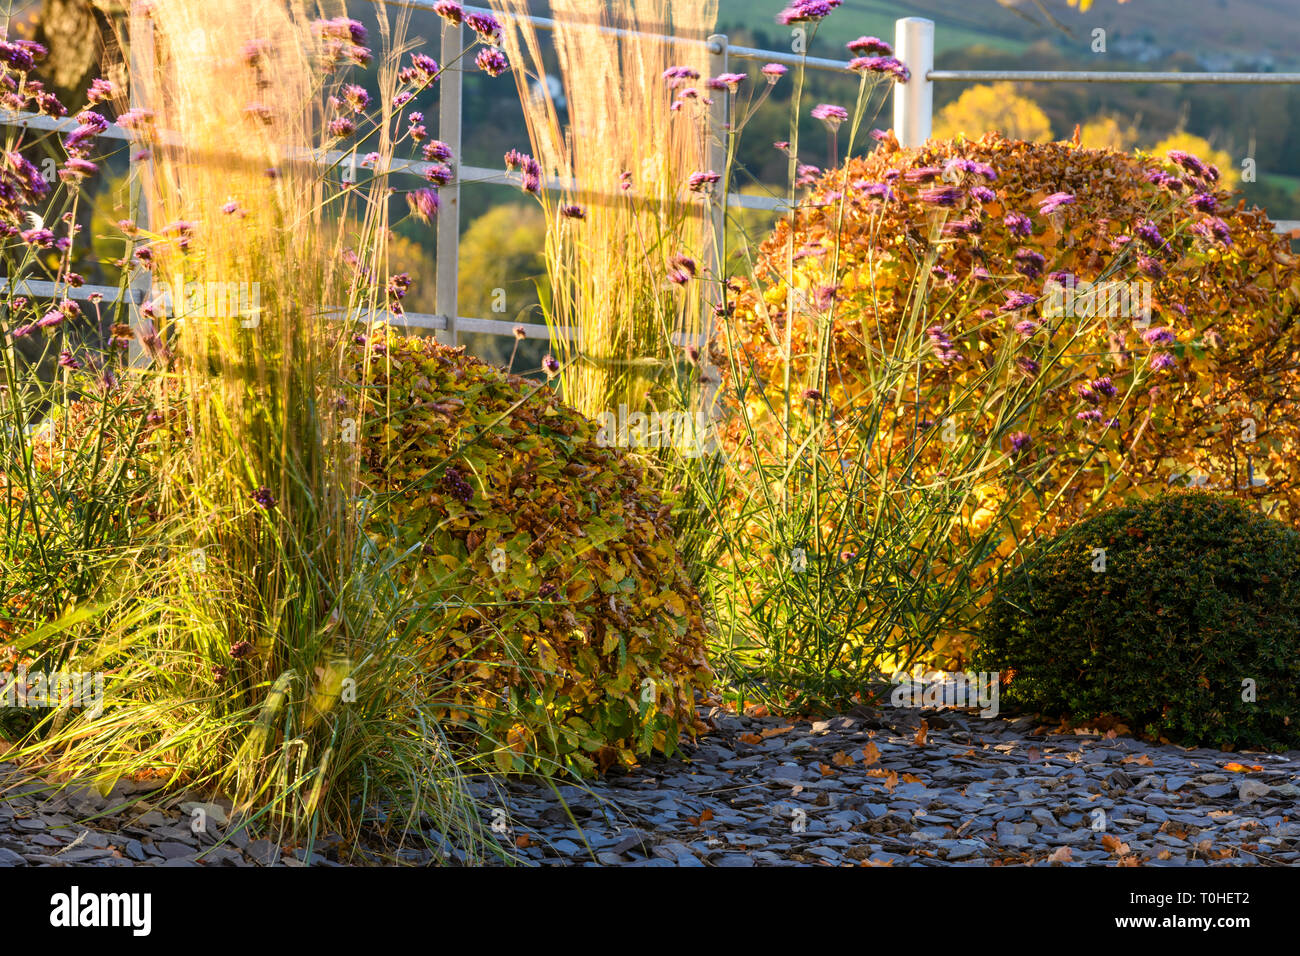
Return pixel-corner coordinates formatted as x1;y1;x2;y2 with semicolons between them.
127;1;154;367
893;17;934;148
436;22;464;346
705;33;728;349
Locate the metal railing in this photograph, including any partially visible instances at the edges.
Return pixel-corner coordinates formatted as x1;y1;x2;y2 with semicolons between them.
3;7;1298;349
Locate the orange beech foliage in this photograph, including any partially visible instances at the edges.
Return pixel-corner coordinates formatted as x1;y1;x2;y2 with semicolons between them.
720;133;1300;659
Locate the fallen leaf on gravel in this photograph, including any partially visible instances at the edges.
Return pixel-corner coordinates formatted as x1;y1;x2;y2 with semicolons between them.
760;725;795;739
1116;855;1139;867
1101;834;1130;855
743;704;769;717
1026;747;1041;763
900;773;925;785
1157;850;1172;860
831;751;855;767
686;808;713;826
737;733;762;745
862;858;893;867
818;763;836;776
1121;754;1153;767
913;720;929;746
1048;847;1072;863
862;742;881;766
1223;762;1264;773
515;834;531;848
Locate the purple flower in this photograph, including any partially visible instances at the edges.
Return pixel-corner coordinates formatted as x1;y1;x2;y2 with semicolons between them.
918;185;962;207
795;164;821;187
327;116;355;137
1091;376;1118;398
1151;351;1177;371
855;181;895;202
1076;409;1103;423
1038;192;1075;215
927;325;962;365
560;204;586;220
1013;248;1046;279
688;170;721;193
1008;431;1031;454
903;166;942;184
1015;357;1040;376
709;73;747;93
542;354;561;378
777;0;842;25
411;53;440;80
1189;192;1217;213
811;103;848;130
663;65;701;88
476;47;508;78
433;1;464;24
1137;254;1165;279
58;349;80;370
422;140;453;163
441;467;474;505
969;185;996;203
1191;216;1233;246
1142;327;1176;346
1001;291;1038;312
465;12;503;44
1004;212;1032;237
339;84;369;114
761;63;788;83
59;157;98;183
847;36;892;56
252;487;276;509
1014;319;1040;337
407;188;440;223
1135;218;1165;249
848;56;910;82
424;163;453;186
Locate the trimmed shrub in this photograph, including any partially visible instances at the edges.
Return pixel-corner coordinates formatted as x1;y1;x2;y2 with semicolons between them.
724;132;1300;664
975;491;1300;750
343;327;713;774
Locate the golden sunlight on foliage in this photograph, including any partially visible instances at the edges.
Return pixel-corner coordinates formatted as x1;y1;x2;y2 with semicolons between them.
932;83;1053;143
493;0;717;419
1078;115;1140;152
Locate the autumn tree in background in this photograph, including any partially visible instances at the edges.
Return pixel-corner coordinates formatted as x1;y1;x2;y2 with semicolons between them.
932;83;1053;143
1078;114;1140;152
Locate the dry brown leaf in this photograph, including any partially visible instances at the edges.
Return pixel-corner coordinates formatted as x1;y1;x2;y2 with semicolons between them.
1048;846;1072;863
831;750;855;767
760;725;795;739
1101;834;1130;855
862;742;881;766
1121;754;1153;767
738;733;762;745
1223;762;1263;773
913;720;929;746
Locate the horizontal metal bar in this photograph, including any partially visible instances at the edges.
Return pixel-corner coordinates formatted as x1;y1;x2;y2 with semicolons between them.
929;70;1300;84
722;44;852;74
0;279;140;304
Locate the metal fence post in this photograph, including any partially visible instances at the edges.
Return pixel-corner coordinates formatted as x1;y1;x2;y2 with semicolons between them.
894;18;934;148
705;34;728;340
436;21;464;345
127;2;154;366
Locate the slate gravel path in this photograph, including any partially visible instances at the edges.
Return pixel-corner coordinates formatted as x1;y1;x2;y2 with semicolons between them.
472;702;1300;867
2;700;1298;866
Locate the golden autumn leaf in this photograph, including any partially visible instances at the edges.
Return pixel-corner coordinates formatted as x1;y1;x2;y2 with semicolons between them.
1223;762;1263;773
1048;847;1073;863
831;750;855;767
913;720;929;747
862;742;881;766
